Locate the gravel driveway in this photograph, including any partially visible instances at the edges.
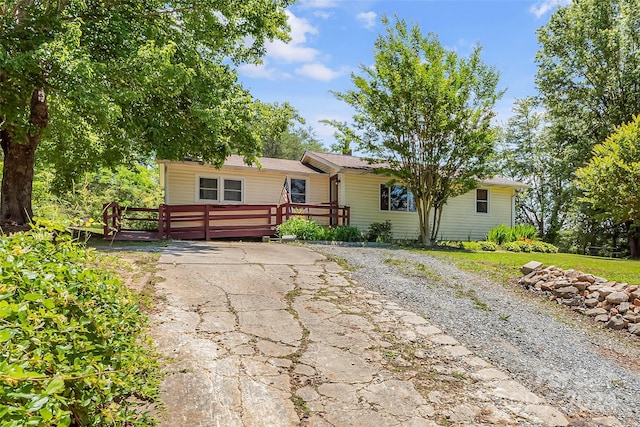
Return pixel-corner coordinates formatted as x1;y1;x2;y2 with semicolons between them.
311;244;640;425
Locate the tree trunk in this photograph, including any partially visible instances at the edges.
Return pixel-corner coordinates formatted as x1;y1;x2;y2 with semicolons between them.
1;131;39;225
628;223;639;259
0;88;48;226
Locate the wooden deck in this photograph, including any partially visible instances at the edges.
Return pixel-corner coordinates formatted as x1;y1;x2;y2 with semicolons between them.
103;202;350;241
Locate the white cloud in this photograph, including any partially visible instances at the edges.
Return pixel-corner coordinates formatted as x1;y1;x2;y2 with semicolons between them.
295;63;344;81
265;11;320;63
238;61;278;80
356;11;377;29
530;0;572;18
313;10;333;19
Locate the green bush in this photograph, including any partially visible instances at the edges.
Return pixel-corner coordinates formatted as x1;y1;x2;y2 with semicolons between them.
511;224;538;241
331;225;363;242
531;241;559;253
479;241;498;251
436;240;464;249
503;241;531;252
461;241;481;251
366;220;393;243
487;224;511;245
0;223;160;426
276;217;325;240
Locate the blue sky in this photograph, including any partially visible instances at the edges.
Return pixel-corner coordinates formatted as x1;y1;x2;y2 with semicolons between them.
237;0;571;148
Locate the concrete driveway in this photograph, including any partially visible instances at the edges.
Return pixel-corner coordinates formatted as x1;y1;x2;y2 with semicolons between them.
150;241;571;426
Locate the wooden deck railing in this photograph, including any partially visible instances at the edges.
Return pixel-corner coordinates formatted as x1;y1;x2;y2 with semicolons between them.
103;202;350;240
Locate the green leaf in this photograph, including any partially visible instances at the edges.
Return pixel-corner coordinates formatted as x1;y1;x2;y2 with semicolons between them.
23;293;44;302
39;407;53;421
45;378;65;395
0;329;13;342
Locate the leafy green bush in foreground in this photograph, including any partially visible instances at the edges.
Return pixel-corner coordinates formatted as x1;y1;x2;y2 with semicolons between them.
0;223;160;426
276;218;362;242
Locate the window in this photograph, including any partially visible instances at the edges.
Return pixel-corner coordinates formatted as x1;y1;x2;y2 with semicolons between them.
224;179;242;202
476;189;488;213
380;184;416;212
199;177;218;201
290;178;307;203
197;176;243;202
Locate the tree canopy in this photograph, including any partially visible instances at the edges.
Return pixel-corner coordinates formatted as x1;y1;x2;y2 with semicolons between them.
261;125;324;160
0;0;295;224
329;16;502;244
576;116;640;258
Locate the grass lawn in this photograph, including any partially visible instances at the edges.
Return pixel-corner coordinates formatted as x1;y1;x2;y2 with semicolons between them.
418;250;640;285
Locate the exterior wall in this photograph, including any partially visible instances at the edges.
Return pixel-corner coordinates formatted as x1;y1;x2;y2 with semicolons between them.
163;162;329;206
342;172;515;241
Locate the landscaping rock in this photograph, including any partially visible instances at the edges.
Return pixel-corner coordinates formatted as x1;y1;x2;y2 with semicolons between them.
606;315;627;330
554;286;579;298
606;292;629;304
518;265;639;335
630;323;640;335
586;308;608;317
521;261;543;275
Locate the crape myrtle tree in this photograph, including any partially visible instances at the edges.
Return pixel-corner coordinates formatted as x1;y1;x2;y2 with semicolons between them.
576;116;640;259
0;0;295;226
328;16;502;245
535;0;640;243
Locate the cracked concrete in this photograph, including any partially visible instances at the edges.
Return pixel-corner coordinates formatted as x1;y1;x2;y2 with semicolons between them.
151;241;576;426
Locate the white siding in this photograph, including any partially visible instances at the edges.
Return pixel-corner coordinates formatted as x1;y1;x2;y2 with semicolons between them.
343;172;515;241
164;162;328;205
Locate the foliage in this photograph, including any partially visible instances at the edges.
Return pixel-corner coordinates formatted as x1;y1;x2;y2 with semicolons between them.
534;0;640;245
366;220;393;243
487;224;538;245
0;223;160;425
261;126;325;160
0;0;295;224
486;224;511;245
327;15;503;245
479;241;498;251
503;240;558;253
498;98;572;242
31;164;163;229
276;218;362;242
435;240;496;252
331;226;362;243
576;115;640;258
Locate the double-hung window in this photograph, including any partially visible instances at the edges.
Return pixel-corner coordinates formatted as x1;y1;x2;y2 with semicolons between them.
380;184;416;212
197;176;243;203
290;178;307;203
476;189;488;213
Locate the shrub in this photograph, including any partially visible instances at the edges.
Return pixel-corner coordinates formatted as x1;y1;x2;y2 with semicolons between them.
331;225;363;242
461;241;481;251
479;241;497;251
0;223;160;426
276;217;325;240
511;224;538;241
487;224;511;245
503;241;530;252
366;220;393;243
531;241;559;253
436;240;464;249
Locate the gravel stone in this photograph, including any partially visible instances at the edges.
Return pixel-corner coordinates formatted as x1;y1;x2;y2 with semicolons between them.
312;244;640;424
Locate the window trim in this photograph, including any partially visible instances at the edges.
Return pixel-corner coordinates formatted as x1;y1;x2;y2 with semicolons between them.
476;188;489;214
288;177;308;204
379;184;416;213
195;175;244;203
196;175;219;202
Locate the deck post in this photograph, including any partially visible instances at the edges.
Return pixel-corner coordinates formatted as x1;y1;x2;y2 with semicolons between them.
157;204;164;239
204;205;211;240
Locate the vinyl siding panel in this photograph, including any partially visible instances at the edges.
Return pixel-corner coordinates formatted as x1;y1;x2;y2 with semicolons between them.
164;162;328;205
343;172;515;241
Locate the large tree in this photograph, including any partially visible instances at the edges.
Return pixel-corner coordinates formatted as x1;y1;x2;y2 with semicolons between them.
329;16;502;244
536;0;640;178
262;125;324;160
0;0;294;225
499;97;573;242
576;116;640;258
